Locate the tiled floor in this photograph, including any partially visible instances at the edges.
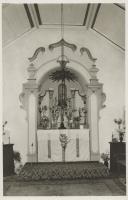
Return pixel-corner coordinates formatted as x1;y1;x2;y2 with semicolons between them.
3;178;126;196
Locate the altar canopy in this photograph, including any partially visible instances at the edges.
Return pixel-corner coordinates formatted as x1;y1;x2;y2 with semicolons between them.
38;86;88;130
38;129;90;162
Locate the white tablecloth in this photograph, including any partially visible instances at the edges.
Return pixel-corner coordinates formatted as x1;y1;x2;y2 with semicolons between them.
37;129;90;162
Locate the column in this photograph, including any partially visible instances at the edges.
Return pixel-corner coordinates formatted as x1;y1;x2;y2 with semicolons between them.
28;91;38;162
89;92;99;160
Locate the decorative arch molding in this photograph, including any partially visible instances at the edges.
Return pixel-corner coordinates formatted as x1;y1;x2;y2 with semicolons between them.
28;42;96;67
28;47;45;62
37;67;87;94
35;58;91;86
80;47;97;62
49;38;77;52
37;57;90;73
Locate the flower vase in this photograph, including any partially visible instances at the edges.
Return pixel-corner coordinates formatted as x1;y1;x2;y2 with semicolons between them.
119;134;123;142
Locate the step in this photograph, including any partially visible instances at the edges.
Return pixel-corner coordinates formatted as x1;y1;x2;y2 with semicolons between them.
18;161;109;181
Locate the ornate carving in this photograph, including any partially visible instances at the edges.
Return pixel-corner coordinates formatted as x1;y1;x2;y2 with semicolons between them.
48;88;54;99
39;90;47;98
101;92;106;109
38;91;50;129
19;92;25;109
28;47;45;62
49;38;77;52
27;63;37;79
89;65;99;79
70;88;76;98
80;47;97;62
74;90;87;104
38;91;47;106
78;90;86;99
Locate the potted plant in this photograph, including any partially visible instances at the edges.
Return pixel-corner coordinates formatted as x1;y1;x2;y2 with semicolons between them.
114;118;125;142
101;153;110;168
13;151;23;174
40;115;49;129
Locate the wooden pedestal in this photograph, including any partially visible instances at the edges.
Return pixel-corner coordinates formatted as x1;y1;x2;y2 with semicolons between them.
109;142;126;173
3;144;15;177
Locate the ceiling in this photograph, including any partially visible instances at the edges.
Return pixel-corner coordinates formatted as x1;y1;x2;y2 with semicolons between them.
2;3;125;50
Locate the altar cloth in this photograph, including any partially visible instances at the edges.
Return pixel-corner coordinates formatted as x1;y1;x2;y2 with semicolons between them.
37;129;90;162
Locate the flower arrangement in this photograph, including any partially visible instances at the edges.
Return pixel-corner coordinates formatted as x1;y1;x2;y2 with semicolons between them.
114;118;122;129
59;134;70;149
40;116;49;129
41;105;47;116
101;152;110;168
114;118;125;142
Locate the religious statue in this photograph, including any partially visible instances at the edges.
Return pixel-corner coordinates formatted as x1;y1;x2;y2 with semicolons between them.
40;105;49;129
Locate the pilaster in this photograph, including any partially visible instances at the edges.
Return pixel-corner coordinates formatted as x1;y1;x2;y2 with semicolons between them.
19;64;38;162
87;80;106;161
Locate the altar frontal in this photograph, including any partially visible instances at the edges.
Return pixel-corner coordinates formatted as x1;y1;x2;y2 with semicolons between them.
38;129;90;162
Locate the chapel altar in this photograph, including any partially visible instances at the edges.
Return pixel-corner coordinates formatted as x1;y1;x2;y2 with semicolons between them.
19;37;106;163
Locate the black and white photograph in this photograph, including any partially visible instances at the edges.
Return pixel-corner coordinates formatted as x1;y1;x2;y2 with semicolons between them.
2;2;126;196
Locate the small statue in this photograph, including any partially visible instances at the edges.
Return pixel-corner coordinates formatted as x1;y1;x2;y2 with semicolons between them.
101;153;110;168
40;105;49;129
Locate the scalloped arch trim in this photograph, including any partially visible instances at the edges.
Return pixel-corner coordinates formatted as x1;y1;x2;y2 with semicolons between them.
80;47;97;62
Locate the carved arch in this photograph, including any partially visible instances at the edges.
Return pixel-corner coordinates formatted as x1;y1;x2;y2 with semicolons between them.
49;39;77;52
28;47;45;62
80;47;97;62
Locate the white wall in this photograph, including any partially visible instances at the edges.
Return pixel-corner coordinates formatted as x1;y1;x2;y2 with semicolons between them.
3;27;125;162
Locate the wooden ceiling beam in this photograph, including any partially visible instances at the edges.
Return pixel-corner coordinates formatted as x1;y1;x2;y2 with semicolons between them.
24;4;34;28
114;3;125;10
91;4;101;28
85;4;100;30
34;4;42;25
83;4;91;26
26;4;40;28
